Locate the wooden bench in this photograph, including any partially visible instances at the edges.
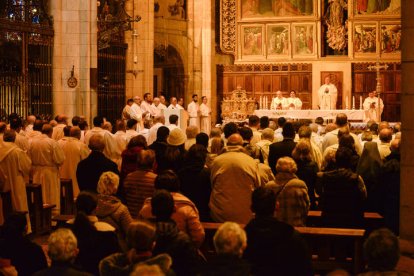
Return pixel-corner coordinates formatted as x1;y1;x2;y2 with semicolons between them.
200;222;365;274
306;210;384;232
52;214;74;227
26;183;56;234
60;179;75;215
0;191;13;222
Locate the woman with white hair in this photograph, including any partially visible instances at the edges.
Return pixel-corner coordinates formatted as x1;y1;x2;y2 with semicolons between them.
266;157;310;227
34;228;91;275
200;222;250;275
95;171;133;251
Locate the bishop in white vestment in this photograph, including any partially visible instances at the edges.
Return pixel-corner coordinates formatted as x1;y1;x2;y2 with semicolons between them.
318;76;338;110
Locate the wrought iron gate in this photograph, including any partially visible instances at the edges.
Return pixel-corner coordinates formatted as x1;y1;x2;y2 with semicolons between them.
97;44;127;124
0;0;53;121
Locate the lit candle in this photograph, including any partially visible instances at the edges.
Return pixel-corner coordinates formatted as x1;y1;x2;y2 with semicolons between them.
264;96;268;109
346;96;349;110
360;96;363;110
352;96;355;110
259;96;262;109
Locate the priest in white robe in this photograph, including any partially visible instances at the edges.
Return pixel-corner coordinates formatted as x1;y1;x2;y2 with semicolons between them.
52;114;68;141
286;90;303;110
58;127;89;198
318;76;338;110
130;96;143;132
151;97;166;117
84;116;118;160
200;96;211;134
363;91;384;122
0;130;32;232
29;124;65;215
188;94;200;128
270;91;288;110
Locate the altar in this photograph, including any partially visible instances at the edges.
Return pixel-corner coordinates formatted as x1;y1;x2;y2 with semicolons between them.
253;109;365;121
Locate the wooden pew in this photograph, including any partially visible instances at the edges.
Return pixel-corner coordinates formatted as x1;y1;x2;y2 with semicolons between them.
52;214;74;227
200;222;365;274
60;179;75;215
26;183;56;234
0;191;13;222
306;210;384;232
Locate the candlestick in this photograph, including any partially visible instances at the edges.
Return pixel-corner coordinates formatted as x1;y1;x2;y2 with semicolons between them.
259;96;262;109
346;96;349;110
352;96;355;110
360;96;363;110
264;96;268;109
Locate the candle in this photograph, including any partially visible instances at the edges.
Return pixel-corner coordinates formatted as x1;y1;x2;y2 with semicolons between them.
264;96;267;109
259;96;262;109
352;96;355;110
360;96;363;110
346;96;349;110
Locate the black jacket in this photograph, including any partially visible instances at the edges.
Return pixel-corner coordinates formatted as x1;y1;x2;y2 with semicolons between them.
268;139;296;175
76;151;119;192
243;216;312;276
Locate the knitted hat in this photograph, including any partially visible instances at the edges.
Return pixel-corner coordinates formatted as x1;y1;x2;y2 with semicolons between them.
167;128;187;146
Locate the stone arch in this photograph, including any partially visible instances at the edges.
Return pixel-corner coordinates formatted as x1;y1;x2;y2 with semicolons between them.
154;43;186;104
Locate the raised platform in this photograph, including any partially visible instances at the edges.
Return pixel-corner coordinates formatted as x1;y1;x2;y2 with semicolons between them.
254;109;365;121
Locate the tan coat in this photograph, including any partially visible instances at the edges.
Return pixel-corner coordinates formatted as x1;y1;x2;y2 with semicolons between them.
209;146;264;224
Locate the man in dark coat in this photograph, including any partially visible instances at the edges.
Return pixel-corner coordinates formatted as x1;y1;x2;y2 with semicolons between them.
76;134;119;192
243;186;312;276
268;122;297;174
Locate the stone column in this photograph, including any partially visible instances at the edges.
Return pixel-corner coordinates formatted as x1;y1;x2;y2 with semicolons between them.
50;0;96;123
400;0;414;241
201;0;212;112
125;0;154;99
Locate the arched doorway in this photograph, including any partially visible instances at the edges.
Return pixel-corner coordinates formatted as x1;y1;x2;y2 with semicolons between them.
154;45;185;104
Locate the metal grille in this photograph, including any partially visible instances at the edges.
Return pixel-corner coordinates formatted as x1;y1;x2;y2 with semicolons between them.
0;0;53;121
97;44;127;124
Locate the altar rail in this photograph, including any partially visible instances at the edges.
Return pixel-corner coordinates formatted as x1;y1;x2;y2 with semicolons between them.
254;109;365;121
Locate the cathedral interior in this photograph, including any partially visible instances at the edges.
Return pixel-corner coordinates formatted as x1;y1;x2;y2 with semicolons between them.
1;0;414;270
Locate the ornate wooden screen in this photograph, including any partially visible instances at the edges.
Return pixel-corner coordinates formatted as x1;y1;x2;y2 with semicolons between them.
352;63;401;122
0;0;53;121
217;63;313;121
97;44;127;124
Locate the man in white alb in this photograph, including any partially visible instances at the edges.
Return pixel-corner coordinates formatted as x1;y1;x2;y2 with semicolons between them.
141;93;158;118
187;94;200;128
318;76;338;110
200;96;211;134
270;91;288;110
151;97;166;117
286;90;302;110
168;97;184;109
363;91;384;122
130;96;143;131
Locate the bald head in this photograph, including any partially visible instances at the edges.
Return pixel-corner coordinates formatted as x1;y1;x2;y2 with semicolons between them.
27;115;36;124
379;128;393;143
227;133;243;146
335;113;348;127
88;134;105;151
42;124;53;137
56;114;68;124
70;126;81;140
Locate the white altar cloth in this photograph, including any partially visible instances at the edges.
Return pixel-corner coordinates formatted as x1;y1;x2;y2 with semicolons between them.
253;109;365;121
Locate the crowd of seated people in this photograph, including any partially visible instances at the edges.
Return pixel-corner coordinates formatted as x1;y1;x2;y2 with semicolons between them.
0;111;406;275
